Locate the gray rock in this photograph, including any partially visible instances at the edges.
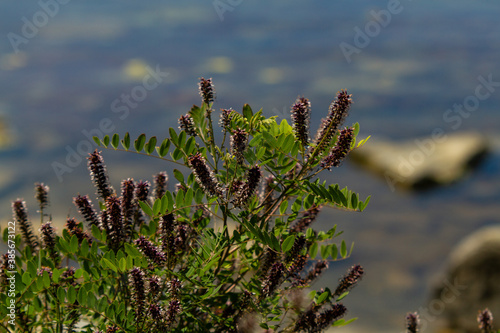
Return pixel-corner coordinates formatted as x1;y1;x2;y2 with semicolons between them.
350;131;489;191
430;226;500;333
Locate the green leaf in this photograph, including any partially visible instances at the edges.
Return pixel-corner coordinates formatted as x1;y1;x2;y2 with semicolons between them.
57;286;66;303
172;148;183;161
332;317;357;327
336;291;349;301
282;235;296;253
165;191;174;213
22;272;32;285
242;103;253;119
195;189;204;204
87;292;96;308
67;286;77;304
52;268;61;283
69;235;79;253
98;297;108;313
359;195;371;212
331;243;338;259
91;224;102;240
320;244;330;260
351;193;358;209
77;287;87;304
262;131;277;148
178;130;186;148
93;136;101;146
173;169;184;183
101;258;118;273
139;201;153;217
80;239;89;257
145;136;157;155
103;135;110;147
309;242;318;258
42;271;51;289
121;132;130;150
119;258;127;273
317;291;329;304
158;138;170;157
279;200;288;215
185;136;196;155
111;133;120;149
152;198;161;216
269;233;281;252
134;133;146;152
353;122;360;137
176;190;185;209
169;127;179;146
340;240;347;258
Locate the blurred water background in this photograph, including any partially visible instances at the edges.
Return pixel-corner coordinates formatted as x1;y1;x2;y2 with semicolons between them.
1;1;499;332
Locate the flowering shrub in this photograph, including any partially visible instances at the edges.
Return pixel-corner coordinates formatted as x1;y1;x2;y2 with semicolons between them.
0;78;371;332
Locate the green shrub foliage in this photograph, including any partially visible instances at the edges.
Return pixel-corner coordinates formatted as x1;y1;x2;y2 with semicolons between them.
0;78;371;332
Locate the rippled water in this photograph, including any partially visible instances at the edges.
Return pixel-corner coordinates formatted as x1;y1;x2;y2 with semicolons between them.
1;1;499;331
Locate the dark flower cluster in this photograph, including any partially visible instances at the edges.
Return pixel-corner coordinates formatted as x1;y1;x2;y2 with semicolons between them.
333;264;364;297
61;267;77;287
165;299;182;326
188;152;223;197
285;235;306;264
320;127;354;170
178;114;197;137
65;218;92;244
148;275;162;296
290;205;322;234
231;128;248;164
291;96;311;148
134;180;151;225
135;236;166;266
37;266;53;278
306;260;329;285
105;196;124;250
258;248;278;278
233;166;262;208
88;150;114;200
199;77;215;105
129;267;146;319
288;254;308;278
39;221;59;265
260;175;275;215
312;90;352;156
294;303;347;333
153;171;169;200
219;108;235;131
34;182;50;211
261;262;285;297
120;178;135;235
478;308;494;333
73;194;99;227
12;199;38;253
406;312;420;333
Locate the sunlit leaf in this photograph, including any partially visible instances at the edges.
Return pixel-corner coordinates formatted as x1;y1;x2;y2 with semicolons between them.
134;134;146;152
121;132;130;150
111;133;120;149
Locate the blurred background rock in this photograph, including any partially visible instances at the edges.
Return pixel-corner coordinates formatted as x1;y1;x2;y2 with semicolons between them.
1;1;499;332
